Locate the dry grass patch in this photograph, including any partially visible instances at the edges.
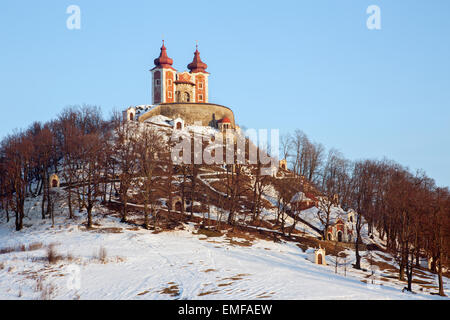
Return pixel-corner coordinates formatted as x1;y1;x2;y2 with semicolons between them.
227;238;253;247
0;242;44;255
375;253;393;262
160;283;180;297
224;229;256;247
28;242;44;251
206;240;223;245
35;276;56;300
421;284;439;290
93;227;123;234
194;228;223;238
365;257;399;273
40;283;56;300
35;276;45;292
217;282;233;287
412;278;433;285
198;289;220;297
222;273;251;281
413;268;434;279
202;269;217;273
97;246;107;263
127;227;141;231
137;290;150;296
256;292;272;299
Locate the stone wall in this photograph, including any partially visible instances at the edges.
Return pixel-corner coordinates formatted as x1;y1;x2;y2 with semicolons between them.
138;103;236;127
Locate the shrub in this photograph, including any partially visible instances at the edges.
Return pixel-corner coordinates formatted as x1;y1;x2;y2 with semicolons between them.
46;244;60;264
40;283;56;300
98;246;107;263
28;242;43;251
35;276;44;292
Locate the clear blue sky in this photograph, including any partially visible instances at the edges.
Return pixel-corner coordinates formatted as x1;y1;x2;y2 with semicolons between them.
1;0;449;187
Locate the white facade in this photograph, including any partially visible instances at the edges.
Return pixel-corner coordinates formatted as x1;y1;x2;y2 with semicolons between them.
123;107;136;122
315;248;327;265
173;117;185;130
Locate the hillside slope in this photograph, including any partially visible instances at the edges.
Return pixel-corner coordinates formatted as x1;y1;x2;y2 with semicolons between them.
0;203;447;300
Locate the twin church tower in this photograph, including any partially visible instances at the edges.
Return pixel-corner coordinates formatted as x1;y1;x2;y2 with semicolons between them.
151;41;209;105
125;41;235;130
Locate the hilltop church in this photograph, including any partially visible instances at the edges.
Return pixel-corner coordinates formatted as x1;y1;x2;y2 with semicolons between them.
124;41;236;131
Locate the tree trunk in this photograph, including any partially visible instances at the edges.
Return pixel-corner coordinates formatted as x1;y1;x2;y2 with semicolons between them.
67;188;73;219
406;269;413;292
438;247;445;296
87;204;93;228
41;187;47;219
50;197;55;228
355;242;361;269
399;254;405;281
15;210;20;231
438;261;445;296
143;202;149;230
121;192;128;223
5;202;9;222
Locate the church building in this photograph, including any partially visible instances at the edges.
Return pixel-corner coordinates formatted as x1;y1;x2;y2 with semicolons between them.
151;41;209;105
124;41;236;130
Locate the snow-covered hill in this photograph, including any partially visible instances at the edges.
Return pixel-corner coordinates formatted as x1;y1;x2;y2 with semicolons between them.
1;118;448;300
0;205;447;300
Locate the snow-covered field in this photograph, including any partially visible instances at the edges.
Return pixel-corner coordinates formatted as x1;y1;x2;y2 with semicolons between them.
0;209;447;300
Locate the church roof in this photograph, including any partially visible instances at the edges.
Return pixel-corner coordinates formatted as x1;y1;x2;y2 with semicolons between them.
153;41;176;70
188;46;208;74
218;117;231;123
174;73;195;85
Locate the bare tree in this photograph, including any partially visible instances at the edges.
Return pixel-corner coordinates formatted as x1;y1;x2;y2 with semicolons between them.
430;187;449;296
249;161;270;223
291;130;324;184
78;133;105;228
2;132;34;231
316;149;350;239
136;125;163;229
113;113;139;223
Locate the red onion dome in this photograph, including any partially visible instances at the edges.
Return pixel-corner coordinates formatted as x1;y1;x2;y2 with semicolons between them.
221;117;231;123
154;41;174;69
188;46;208;73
